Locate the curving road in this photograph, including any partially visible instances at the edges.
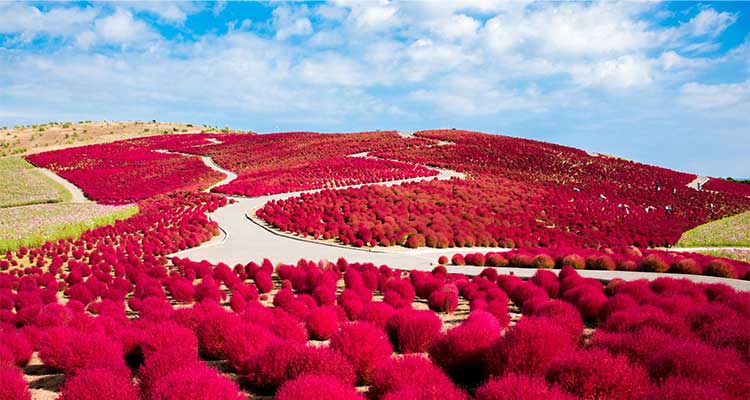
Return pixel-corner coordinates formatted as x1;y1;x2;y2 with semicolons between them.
170;149;750;291
37;168;90;203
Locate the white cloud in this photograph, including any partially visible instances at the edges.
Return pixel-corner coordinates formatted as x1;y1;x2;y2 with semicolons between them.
92;8;158;45
687;8;738;37
573;55;654;89
429;13;480;41
124;1;202;24
0;3;99;38
346;2;400;32
273;5;313;40
679;81;750;109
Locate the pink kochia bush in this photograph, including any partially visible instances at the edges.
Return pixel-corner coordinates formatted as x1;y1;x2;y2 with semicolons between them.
429;310;502;385
59;367;140;400
386;308;442;353
240;342;356;393
545;349;652;400
275;374;364;400
305;306;340;340
38;327;127;376
0;366;31;400
330;321;393;384
146;364;244;400
448;247;749;280
369;355;465;400
485;317;576;377
474;374;572;400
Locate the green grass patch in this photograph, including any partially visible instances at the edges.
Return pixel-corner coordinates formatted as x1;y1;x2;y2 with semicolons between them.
697;249;750;264
677;211;750;247
0;203;138;253
0;157;70;207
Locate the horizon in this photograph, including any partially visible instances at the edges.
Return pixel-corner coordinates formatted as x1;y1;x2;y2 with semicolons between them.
1;1;748;177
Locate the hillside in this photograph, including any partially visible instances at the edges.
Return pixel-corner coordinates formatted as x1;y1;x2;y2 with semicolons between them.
0;120;230;157
25;129;750;251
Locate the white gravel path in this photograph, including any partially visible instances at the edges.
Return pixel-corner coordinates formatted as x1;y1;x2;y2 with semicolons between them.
36;168;90;202
687;175;710;190
171;151;750;291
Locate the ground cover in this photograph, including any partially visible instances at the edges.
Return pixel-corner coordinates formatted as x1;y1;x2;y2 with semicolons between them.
0;158;69;208
676;211;750;247
0;203;137;253
259;130;750;250
444;247;750;280
26;136;226;204
0;250;747;400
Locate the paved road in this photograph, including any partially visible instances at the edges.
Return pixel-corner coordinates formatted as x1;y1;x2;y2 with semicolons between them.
37;168;90;202
687;175;711;190
170;149;750;291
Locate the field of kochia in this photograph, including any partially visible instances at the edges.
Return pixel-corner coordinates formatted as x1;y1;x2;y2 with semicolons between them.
1;128;748;399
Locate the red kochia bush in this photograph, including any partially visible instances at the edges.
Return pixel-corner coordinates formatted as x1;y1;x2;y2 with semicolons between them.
0;366;31;400
475;374;572;400
138;347;199;395
329;322;393;384
545;349;651;400
644;377;733;400
38;328;127;375
275;374;364;400
59;367;140;400
255;270;274;293
305;306;340;340
146;364;244;400
485;317;575;377
646;341;750;398
0;332;32;367
428;311;502;385
369;355;465;400
196;311;240;359
386;308;442;354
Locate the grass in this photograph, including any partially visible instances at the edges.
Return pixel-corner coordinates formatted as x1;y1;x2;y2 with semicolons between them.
0;203;138;253
0;157;70;207
676;211;750;247
697;249;750;263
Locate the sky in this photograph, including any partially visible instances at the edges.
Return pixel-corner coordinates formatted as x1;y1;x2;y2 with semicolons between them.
0;1;748;177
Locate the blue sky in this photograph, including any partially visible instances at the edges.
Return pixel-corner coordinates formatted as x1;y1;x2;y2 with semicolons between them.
1;1;748;177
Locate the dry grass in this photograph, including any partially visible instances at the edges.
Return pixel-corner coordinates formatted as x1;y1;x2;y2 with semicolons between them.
0;120;239;157
0;157;69;207
677;211;750;247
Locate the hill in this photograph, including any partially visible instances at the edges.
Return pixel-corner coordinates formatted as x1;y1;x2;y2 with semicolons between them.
0;120;226;157
25;128;750;250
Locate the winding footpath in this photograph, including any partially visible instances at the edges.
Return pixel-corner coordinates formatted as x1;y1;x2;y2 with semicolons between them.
37;168;90;202
168;147;750;291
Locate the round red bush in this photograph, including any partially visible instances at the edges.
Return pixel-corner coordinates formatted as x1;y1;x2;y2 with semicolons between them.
475;373;572;400
428;312;501;385
305;306;340;340
146;364;244;400
485;317;575;377
646;341;750;398
38;327;127;375
196;311;240;359
0;366;31;400
644;377;732;400
255;270;274;293
639;254;669;273
386;308;442;354
329;322;393;384
60;367;139;400
369;355;465;400
276;374;364;400
545;349;651;400
0;332;32;367
703;259;737;279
